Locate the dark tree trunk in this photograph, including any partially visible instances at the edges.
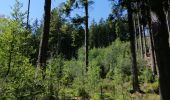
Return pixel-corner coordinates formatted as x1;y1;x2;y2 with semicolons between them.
37;0;51;75
127;0;140;92
133;15;139;52
26;0;30;28
85;1;89;72
150;0;170;99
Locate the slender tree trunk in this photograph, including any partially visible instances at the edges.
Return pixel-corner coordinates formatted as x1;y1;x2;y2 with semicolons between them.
137;13;144;58
142;25;148;54
150;1;170;99
133;15;138;52
140;24;145;56
147;0;157;77
37;0;51;77
85;0;89;72
136;29;139;52
26;0;30;28
148;23;157;77
165;11;170;45
127;0;140;92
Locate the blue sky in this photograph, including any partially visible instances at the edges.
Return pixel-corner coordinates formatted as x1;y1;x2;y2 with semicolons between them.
0;0;112;23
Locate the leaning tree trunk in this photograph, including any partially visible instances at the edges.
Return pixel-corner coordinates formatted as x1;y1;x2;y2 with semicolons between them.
37;0;51;77
127;0;140;92
150;0;170;99
85;0;89;72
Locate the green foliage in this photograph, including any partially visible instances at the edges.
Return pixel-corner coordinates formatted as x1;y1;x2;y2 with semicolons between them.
11;0;27;26
0;0;160;99
139;67;153;83
48;8;85;59
0;18;37;99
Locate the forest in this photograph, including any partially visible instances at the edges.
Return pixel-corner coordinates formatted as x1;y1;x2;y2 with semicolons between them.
0;0;170;100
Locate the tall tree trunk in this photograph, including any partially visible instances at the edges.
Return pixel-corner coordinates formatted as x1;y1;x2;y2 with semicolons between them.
133;15;138;52
26;0;30;28
127;0;140;92
140;24;144;57
137;13;144;58
150;0;170;99
85;0;89;72
148;23;157;77
37;0;51;77
147;0;157;77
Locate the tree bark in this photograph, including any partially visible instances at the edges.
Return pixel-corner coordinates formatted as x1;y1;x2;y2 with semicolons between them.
26;0;30;28
148;24;157;76
85;0;89;72
137;13;144;58
37;0;51;75
127;0;140;92
150;0;170;99
147;0;157;77
142;25;148;54
133;15;138;52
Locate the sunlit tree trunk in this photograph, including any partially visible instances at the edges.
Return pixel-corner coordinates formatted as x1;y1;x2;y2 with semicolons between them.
142;25;147;54
133;14;139;52
137;13;144;58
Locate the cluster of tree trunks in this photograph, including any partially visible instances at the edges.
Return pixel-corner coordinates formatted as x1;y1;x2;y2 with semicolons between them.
127;0;170;99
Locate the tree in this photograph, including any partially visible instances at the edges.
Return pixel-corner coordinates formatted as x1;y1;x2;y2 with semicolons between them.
11;0;26;26
150;0;170;99
84;0;89;72
62;0;93;71
37;0;51;76
26;0;31;28
146;0;157;77
127;0;140;92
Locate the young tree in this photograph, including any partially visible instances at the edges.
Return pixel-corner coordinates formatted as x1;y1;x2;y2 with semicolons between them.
11;0;26;26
